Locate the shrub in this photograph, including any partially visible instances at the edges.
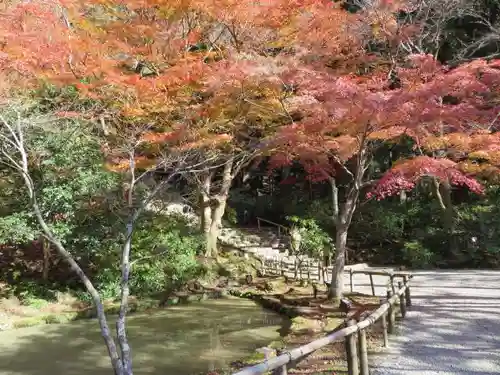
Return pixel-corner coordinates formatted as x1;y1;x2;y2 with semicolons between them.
401;240;435;268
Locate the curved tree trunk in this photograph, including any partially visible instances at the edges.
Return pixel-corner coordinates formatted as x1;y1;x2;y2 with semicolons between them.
205;197;227;258
10;121;125;375
201;159;234;258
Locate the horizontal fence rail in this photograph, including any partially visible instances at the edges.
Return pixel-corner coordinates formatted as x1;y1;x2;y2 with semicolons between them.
232;269;413;375
256;217;290;237
261;256;411;291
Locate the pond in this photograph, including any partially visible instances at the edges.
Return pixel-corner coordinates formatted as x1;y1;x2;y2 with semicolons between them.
0;298;287;375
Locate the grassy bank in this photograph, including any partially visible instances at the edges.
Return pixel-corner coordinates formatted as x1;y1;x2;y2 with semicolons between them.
0;286;231;331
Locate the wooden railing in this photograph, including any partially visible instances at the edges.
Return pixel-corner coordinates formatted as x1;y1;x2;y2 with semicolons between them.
262;257;328;281
256;217;290;238
261;257;412;292
232;269;413;375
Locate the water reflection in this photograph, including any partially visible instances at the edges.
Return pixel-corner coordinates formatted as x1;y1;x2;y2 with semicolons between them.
0;299;285;375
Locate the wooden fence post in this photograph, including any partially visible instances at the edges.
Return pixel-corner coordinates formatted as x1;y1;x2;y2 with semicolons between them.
345;320;359;375
390;274;396;295
398;281;407;318
272;350;287;375
350;269;354;292
381;313;389;347
358;328;369;375
403;275;412;306
387;290;395;334
369;274;375;296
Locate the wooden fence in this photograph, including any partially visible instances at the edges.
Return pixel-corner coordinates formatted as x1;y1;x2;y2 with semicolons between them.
262;256;330;282
232;268;413;375
256;217;290;238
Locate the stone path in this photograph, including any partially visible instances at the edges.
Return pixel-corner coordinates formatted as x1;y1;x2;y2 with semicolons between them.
366;270;500;375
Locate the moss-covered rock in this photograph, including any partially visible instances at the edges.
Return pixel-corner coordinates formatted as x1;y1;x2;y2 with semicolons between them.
323;317;344;332
242;351;267;364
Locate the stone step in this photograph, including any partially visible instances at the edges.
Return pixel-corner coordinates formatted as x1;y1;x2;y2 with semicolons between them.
217;226;323;269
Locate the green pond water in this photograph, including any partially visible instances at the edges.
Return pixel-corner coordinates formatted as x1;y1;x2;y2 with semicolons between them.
0;299;287;375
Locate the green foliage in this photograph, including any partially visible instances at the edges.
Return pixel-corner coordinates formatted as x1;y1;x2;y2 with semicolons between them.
7;280;58;302
401;240;435;268
83;214;204;300
224;206;238;225
1;113;204;301
0;117;119;246
131;216;204;296
0;214;36;244
286;216;332;258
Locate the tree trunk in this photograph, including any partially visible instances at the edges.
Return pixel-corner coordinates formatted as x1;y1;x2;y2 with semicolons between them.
204;159;234;258
327;147;364;301
12;116;124;375
432;178;459;258
117;222;134;375
205;197;227;257
328;226;348;301
41;237;50;281
200;171;212;235
34;204;124;375
439;181;455;232
329;177;339;225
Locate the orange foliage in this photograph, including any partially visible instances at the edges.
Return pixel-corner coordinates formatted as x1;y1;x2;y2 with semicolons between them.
4;0;498;187
270;51;500;196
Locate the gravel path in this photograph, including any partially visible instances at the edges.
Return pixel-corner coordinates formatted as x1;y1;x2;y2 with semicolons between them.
365;270;500;375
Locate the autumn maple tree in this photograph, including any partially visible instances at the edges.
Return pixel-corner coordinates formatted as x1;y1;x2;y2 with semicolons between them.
270;49;500;299
0;0;314;373
229;0;500;300
0;1;251;374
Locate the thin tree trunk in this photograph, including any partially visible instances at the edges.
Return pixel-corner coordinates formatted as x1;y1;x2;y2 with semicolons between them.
41;236;50;281
432;178;459;259
34;202;124;375
328;184;360;301
9;118;125;375
15;162;122;374
439;181;455;234
117;222;134;375
329;177;339;224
